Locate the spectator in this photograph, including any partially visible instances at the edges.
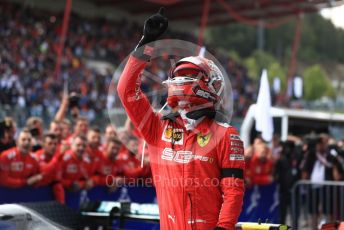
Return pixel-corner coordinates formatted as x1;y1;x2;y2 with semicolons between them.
271;135;283;161
0;129;42;188
301;135;338;229
275;140;303;224
301;135;335;181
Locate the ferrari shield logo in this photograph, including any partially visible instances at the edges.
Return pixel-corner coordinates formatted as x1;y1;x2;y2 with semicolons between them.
197;133;211;147
164;128;172;139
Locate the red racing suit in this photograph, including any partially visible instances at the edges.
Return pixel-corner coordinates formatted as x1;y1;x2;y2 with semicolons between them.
117;54;245;230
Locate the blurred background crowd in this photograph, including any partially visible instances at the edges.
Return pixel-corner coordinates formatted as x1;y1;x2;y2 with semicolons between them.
0;2;256;128
245;134;344;224
1;1;344;226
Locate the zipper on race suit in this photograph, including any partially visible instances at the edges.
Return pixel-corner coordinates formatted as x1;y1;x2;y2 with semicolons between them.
188;192;195;230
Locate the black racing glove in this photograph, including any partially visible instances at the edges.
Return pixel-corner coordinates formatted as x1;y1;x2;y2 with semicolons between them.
135;7;168;50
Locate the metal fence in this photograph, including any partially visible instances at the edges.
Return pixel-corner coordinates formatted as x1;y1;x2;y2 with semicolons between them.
291;180;344;230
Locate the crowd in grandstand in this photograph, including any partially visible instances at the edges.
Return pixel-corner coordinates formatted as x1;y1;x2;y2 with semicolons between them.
0;2;255;127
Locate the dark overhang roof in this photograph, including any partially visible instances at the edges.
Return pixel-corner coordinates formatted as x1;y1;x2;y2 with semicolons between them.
89;0;344;25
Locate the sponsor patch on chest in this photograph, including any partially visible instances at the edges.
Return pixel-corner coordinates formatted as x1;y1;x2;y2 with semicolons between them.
10;162;24;172
161;148;214;164
161;125;184;145
66;164;78;173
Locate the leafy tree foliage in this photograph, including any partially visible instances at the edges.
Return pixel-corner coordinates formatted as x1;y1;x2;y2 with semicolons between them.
303;65;334;100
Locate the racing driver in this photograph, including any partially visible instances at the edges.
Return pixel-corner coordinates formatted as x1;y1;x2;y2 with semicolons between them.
117;8;245;230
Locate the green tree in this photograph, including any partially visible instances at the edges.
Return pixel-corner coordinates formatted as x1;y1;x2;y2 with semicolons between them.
303;65;334;100
206;23;256;57
243;50;277;80
206;13;344;64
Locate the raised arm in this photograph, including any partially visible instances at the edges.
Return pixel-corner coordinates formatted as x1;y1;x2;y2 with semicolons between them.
117;8;168;144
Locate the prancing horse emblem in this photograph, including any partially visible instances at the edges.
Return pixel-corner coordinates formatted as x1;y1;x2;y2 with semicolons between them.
197;133;211;147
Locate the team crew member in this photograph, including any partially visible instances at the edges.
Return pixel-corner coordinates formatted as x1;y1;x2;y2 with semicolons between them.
117;137;141;170
86;127;104;176
61;119;72;140
117;8;245;230
33;133;65;203
49;121;63;143
0;129;42;188
59;135;93;192
104;124;118;145
92;138;150;187
248;142;274;185
92;137;123;188
33;133;60;180
64;117;89;145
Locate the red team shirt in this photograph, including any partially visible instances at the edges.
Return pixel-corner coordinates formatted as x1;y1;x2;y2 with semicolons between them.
249;154;274;185
33;148;62;185
92;152;150;186
59;149;92;189
86;146;104;176
0;147;40;188
117;55;245;230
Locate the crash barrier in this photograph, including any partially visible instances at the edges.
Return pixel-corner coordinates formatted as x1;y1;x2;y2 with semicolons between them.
239;183;279;223
0;183;280;227
291;180;344;230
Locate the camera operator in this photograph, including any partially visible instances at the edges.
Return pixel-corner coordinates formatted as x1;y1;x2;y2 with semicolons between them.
0;117;16;153
25;117;44;151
